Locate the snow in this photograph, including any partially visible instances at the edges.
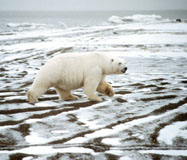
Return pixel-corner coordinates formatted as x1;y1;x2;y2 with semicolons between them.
139;150;187;156
69;103;187;143
0;146;96;155
25;129;48;145
1;13;187;159
102;138;122;146
158;121;187;145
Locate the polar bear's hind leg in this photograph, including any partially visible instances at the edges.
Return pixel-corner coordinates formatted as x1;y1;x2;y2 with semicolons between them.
55;87;78;101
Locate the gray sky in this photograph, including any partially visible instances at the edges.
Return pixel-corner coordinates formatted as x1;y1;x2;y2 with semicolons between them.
0;0;187;11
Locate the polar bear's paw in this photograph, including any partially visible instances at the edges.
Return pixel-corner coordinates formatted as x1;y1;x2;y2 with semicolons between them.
88;95;102;102
105;86;114;97
27;90;38;103
63;95;79;101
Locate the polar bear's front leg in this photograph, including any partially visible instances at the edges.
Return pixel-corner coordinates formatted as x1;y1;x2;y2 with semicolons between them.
97;80;114;97
84;78;102;102
55;87;78;101
27;85;49;103
27;90;39;103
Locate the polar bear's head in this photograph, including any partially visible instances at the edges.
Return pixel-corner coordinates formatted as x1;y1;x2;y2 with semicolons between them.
110;57;127;74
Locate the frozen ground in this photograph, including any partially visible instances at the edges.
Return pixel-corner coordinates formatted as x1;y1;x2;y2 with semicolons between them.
0;14;187;159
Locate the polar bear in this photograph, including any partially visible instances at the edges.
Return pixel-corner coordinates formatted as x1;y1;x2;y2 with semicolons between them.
27;52;127;103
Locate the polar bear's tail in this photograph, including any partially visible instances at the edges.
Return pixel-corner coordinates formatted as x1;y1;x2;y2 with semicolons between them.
27;90;38;103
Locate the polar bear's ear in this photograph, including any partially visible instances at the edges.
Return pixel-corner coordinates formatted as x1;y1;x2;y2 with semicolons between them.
111;59;114;62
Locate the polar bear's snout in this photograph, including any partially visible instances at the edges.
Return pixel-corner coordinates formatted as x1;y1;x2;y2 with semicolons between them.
121;67;127;73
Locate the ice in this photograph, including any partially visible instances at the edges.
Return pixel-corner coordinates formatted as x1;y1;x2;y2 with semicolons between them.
123;14;162;22
109;14;163;24
108;16;125;24
7;22;53;28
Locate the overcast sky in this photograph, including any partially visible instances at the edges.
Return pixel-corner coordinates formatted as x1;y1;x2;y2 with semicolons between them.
0;0;187;11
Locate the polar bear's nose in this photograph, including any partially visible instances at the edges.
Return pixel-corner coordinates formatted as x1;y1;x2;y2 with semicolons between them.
124;67;127;71
121;67;127;73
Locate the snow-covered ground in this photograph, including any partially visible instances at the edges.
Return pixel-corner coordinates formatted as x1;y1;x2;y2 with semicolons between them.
0;14;187;159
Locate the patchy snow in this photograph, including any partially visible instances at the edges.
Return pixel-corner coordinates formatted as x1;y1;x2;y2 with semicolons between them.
139;150;187;157
0;146;96;155
102;138;122;146
158;121;187;145
25;129;49;145
105;149;124;156
1;13;187;159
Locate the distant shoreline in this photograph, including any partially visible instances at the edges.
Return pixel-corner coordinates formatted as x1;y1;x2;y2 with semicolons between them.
0;10;187;19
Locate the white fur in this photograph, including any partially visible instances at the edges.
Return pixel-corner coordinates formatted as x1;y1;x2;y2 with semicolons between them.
27;52;126;103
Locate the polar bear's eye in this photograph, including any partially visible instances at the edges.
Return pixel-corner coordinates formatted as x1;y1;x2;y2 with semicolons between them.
119;62;122;65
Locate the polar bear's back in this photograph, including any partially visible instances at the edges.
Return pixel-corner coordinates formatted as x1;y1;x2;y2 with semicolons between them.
48;52;98;71
47;52;108;71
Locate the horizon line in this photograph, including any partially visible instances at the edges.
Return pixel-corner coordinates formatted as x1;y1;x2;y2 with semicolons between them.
0;9;187;12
